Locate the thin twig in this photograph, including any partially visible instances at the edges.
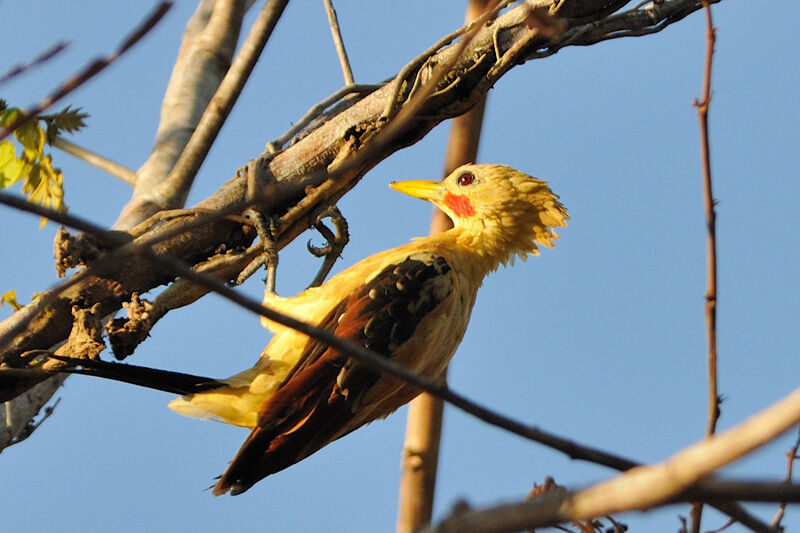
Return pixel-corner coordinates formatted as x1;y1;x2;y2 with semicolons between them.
5;397;61;448
266;83;382;152
52;136;137;185
323;0;354;86
690;3;717;532
696;0;719;439
771;426;800;528
0;41;69;86
0;3;172;141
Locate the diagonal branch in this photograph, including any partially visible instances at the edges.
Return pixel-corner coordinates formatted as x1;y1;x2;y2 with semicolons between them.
0;41;69;86
52;136;137;185
323;0;355;86
0;192;637;472
115;0;262;229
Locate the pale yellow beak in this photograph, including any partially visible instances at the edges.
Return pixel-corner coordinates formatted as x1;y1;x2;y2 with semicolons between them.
389;180;445;201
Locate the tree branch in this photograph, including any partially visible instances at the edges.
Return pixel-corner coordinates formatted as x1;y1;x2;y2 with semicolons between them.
323;0;354;86
52;136;137;185
691;4;718;530
0;41;69;86
115;0;255;229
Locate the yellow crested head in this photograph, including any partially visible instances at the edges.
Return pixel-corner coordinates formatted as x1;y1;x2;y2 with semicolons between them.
390;164;568;266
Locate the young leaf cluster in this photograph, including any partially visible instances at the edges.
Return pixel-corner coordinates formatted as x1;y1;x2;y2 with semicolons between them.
0;100;87;226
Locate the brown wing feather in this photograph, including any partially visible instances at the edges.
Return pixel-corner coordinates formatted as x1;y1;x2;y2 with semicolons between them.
213;254;453;495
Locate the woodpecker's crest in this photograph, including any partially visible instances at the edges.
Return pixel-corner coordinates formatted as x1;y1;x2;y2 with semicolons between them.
390;164;568;268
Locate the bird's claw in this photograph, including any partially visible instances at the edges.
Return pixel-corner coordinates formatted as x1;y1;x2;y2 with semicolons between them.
238;208;279;293
307;206;349;287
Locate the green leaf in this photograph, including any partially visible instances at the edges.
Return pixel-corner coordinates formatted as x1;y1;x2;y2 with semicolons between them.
0;107;19;128
22;154;65;227
15;119;44;157
0;140;24;187
41;105;89;143
0;102;69;225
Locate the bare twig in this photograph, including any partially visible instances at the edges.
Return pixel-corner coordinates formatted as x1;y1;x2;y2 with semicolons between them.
690;3;717;532
323;0;354;86
771;426;800;528
3;397;60;449
52;136;137;185
265;83;382;152
0;3;171;141
0;41;69;86
696;0;719;439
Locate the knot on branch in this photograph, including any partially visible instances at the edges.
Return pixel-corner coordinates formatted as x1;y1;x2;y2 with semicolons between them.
36;304;106;373
54;227;133;278
527;476;567;499
54;227;103;277
105;293;153;360
65;304;106;362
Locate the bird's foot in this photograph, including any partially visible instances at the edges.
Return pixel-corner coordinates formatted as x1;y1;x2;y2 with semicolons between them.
238;208;279;293
306;205;349;288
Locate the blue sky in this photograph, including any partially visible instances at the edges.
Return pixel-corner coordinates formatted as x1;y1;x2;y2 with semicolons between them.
2;1;798;531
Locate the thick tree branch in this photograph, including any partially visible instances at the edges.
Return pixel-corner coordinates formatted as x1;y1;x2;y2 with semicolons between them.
115;0;252;229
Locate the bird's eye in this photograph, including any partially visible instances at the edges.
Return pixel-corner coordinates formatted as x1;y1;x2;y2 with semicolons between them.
456;172;475;186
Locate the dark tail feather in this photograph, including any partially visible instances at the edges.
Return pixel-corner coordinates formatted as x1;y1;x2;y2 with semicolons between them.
51;355;224;395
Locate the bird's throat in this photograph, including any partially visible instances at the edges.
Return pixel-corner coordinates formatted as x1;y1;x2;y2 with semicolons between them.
444;192;475;217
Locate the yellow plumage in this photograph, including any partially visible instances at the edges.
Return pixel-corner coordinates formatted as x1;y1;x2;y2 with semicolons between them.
168;163;568;495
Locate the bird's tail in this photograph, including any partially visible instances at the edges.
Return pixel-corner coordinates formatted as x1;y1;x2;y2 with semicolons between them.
51;355;225;395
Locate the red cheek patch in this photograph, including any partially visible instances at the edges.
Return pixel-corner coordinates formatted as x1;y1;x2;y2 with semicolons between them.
444;192;475;217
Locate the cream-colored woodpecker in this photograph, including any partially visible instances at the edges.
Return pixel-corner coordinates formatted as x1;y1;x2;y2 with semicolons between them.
167;163;568;495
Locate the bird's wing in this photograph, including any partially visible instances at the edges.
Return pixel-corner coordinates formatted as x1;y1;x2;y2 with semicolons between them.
213;252;454;495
